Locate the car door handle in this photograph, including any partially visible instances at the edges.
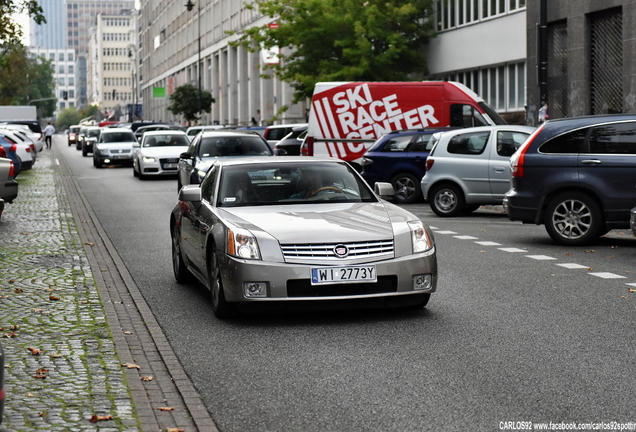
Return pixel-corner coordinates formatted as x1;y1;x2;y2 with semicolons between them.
493;167;506;172
581;159;602;164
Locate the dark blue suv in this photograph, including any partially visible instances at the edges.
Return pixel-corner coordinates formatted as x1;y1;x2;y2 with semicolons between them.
361;128;456;204
504;114;636;245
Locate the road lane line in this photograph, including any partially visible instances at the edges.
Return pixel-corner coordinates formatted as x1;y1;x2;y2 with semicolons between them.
498;247;528;253
588;272;626;279
526;255;557;260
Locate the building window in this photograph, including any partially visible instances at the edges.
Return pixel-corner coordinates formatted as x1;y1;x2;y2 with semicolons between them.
60;102;66;109
69;90;75;98
69;65;74;74
49;53;55;60
68;52;73;61
435;0;525;31
59;77;65;86
59;65;65;73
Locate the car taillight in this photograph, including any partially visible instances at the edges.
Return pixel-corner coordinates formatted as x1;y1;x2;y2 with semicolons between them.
301;136;313;156
9;161;15;178
25;146;31;153
10;144;16;152
425;158;435;171
510;124;543;178
0;147;6;158
39;133;43;140
30;144;36;152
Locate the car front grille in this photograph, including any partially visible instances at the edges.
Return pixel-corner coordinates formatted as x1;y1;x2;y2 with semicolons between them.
286;276;398;297
280;240;394;263
110;149;131;154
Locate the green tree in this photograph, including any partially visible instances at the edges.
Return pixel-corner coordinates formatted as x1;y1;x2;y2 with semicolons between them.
0;0;45;48
56;107;81;131
26;53;57;117
80;104;100;120
167;84;215;124
232;0;436;103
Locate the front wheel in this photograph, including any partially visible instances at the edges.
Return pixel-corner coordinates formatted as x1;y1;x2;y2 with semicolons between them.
429;184;465;217
93;157;102;168
391;173;421;204
209;249;234;319
82;147;87;157
544;192;603;246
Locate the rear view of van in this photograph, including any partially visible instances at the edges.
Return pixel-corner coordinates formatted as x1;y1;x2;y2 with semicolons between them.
302;81;505;170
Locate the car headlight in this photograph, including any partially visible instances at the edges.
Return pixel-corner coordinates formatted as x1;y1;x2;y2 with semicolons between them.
98;148;109;155
408;220;433;253
142;156;156;163
227;227;261;260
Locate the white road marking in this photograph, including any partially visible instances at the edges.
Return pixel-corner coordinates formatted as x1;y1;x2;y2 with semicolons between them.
498;247;528;253
453;235;479;240
435;230;457;235
474;241;501;246
429;226;439;230
526;255;557;260
588;272;626;279
557;263;589;269
627;283;636;287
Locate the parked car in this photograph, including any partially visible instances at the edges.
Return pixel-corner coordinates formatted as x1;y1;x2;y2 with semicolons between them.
132;131;190;179
232;126;266;137
82;126;102;156
361;127;459;204
0;129;36;170
68;125;82;146
0;134;22;176
185;125;226;141
170;157;437;318
177;130;273;190
263;123;308;149
504;114;636;246
0;120;43;151
421;125;535;216
0;123;43;152
273;125;308;156
93;128;138;168
76;126;89;150
0;157;18;203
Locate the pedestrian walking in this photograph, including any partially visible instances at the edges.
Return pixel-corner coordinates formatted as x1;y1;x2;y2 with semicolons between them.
43;122;56;149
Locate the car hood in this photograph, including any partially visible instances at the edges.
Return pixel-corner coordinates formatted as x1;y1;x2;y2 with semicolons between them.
220;202;411;243
97;142;136;149
140;146;189;157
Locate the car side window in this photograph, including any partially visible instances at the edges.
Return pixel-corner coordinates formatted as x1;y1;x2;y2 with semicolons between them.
381;135;413;152
588;122;636;154
447;131;490;155
200;165;218;202
410;134;435;152
450;104;489;128
540;128;588;154
496;131;530;157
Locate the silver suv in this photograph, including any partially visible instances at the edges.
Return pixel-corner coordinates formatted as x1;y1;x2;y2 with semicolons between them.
420;125;534;216
93;128;137;168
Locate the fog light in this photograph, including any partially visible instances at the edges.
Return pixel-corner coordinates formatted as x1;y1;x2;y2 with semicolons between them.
413;274;432;290
104;159;110;163
243;282;267;298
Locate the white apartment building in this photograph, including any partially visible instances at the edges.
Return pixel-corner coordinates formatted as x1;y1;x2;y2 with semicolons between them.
426;0;527;123
139;0;306;125
87;13;137;121
29;47;77;116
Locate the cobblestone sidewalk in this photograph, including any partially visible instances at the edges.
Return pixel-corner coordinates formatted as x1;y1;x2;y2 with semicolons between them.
0;151;140;431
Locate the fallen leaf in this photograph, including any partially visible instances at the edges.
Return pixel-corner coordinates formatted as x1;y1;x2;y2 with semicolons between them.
35;368;49;374
2;332;17;338
81;301;89;304
49;353;61;358
8;279;15;283
9;325;20;330
21;232;29;235
565;253;572;256
89;414;113;423
44;288;54;292
84;242;95;246
628;288;636;293
166;428;185;432
140;376;153;381
31;308;43;312
27;347;42;355
38;412;46;417
157;407;174;411
14;288;24;293
611;246;618;249
123;331;133;335
121;363;140;370
584;250;595;253
32;374;47;379
27;393;34;397
49;295;60;301
480;250;485;253
587;268;593;271
0;295;7;298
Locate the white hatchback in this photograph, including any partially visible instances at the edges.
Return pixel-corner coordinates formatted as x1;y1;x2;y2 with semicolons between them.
0;129;36;170
420;125;535;217
132;131;190;179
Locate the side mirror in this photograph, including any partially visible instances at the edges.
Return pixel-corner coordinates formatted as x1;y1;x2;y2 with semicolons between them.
132;142;140;147
273;148;287;156
179;152;192;159
178;185;202;202
374;182;395;199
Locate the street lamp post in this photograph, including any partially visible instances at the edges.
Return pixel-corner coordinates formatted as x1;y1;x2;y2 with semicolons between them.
185;0;202;122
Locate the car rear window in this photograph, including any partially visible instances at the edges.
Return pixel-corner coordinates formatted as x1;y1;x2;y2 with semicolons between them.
447;131;490;155
265;127;292;141
198;136;272;157
588;122;636;154
381;135;413;152
144;135;189;147
102;132;136;143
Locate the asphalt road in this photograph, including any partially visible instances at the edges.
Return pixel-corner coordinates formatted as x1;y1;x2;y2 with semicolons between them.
56;135;636;432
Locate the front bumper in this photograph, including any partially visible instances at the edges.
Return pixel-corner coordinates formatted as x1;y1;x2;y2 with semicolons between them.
219;249;437;303
1;179;18;203
95;151;133;164
140;158;180;176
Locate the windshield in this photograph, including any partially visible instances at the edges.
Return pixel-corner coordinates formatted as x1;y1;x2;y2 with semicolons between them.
198;135;272;157
478;102;507;125
101;132;136;143
144;134;189;147
217;162;377;207
87;129;100;137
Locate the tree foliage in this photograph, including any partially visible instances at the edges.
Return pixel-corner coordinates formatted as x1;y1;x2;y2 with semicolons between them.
166;84;215;123
0;0;45;48
0;46;56;117
56;107;81;131
233;0;436;102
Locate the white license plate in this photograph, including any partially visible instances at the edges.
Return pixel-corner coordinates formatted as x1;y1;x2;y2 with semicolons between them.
310;265;376;285
113;155;128;159
163;163;177;168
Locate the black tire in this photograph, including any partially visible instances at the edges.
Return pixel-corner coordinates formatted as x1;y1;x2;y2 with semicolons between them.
171;224;192;283
93;157;102;168
391;173;421;204
82;147;87;157
544;192;604;246
133;162;139;177
429;184;465;217
209;248;234;319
